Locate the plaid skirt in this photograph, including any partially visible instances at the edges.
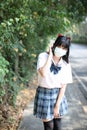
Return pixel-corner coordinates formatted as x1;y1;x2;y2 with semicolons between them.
33;86;68;120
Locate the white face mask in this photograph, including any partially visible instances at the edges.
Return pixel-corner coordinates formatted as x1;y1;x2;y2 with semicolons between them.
54;47;67;57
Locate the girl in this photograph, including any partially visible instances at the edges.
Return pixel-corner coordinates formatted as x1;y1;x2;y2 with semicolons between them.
33;34;73;130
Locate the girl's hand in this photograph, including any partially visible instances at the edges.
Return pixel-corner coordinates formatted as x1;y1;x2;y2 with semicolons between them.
54;105;60;118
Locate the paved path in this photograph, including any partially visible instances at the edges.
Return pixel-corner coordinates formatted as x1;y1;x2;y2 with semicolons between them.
18;75;87;130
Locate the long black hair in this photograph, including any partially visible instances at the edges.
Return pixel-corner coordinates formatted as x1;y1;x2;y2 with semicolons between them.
52;34;71;63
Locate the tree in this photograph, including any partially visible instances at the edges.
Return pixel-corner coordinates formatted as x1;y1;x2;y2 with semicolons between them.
66;0;87;22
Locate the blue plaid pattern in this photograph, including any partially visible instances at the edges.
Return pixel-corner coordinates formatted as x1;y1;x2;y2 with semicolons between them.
33;86;68;119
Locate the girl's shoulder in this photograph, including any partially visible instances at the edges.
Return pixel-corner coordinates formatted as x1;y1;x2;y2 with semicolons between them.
38;52;48;58
62;59;71;68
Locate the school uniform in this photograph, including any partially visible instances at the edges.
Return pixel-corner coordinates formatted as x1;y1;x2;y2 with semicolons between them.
33;52;73;120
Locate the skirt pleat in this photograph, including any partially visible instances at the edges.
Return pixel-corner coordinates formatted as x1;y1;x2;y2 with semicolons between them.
33;86;68;120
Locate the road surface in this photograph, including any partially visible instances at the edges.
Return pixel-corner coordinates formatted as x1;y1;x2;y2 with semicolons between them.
70;43;87;99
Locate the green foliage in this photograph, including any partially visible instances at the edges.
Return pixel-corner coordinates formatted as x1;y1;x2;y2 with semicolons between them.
66;0;87;22
0;54;9;82
71;21;87;44
0;54;9;103
0;54;19;106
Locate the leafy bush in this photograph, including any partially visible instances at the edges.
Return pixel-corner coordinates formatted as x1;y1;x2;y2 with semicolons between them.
0;54;9;103
0;54;20;106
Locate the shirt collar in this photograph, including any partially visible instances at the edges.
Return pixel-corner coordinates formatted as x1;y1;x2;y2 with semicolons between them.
52;57;64;67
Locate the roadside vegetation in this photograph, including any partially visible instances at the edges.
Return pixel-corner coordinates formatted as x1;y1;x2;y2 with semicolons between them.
0;0;87;129
71;21;87;44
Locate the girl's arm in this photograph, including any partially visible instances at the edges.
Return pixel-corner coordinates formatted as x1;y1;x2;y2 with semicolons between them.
54;84;67;117
38;47;52;77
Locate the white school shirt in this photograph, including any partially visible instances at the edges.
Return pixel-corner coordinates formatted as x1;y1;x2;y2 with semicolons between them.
37;52;73;89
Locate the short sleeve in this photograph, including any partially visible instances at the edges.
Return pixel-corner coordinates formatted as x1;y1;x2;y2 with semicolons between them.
37;52;48;70
60;63;73;84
